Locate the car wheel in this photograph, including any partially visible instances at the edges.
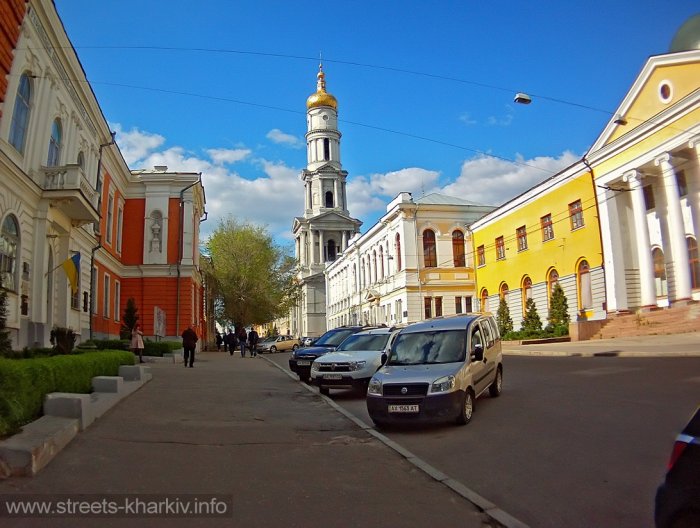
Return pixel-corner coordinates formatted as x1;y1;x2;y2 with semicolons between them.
299;375;310;383
456;390;474;426
489;366;503;398
270;346;277;353
292;344;299;351
319;387;330;396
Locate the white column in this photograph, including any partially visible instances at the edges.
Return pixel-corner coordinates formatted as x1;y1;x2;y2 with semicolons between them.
341;230;347;251
689;136;700;242
333;179;339;208
623;170;656;307
318;230;325;263
655;153;692;301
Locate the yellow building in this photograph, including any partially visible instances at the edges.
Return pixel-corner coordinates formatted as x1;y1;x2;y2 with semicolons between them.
470;161;605;329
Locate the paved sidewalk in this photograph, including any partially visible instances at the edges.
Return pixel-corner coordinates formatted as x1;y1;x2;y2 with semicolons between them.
0;352;492;528
502;332;700;357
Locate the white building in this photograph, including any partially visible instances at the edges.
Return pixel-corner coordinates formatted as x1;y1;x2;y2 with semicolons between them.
291;65;361;338
325;192;496;330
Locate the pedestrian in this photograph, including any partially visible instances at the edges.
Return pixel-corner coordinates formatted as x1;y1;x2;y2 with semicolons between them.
215;330;223;351
248;328;259;357
181;324;198;368
227;329;237;356
130;323;144;363
237;326;248;357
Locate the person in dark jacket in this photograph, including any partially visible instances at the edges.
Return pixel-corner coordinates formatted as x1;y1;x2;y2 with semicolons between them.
181;325;198;368
215;331;223;351
226;330;237;356
248;328;259;357
236;326;248;357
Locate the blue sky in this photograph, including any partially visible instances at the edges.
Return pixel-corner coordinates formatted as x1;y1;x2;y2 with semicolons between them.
53;1;699;248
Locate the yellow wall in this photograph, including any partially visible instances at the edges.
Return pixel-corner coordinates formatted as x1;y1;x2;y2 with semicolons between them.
472;170;603;296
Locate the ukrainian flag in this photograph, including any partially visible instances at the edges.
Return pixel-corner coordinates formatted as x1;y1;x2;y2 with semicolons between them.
62;253;80;294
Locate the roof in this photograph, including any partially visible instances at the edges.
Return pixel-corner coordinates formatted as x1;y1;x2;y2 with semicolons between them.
402;314;482;333
414;192;482;206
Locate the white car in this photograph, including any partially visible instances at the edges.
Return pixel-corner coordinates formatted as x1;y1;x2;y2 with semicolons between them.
310;327;400;396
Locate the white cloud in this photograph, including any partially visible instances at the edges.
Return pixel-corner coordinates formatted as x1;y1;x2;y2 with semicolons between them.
266;128;304;148
486;105;514;127
347;168;440;218
459;112;477;125
440;151;580;206
206;148;251;165
112;124;165;166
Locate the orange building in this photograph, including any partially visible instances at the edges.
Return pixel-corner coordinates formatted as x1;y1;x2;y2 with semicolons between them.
90;164;207;346
0;0;26;119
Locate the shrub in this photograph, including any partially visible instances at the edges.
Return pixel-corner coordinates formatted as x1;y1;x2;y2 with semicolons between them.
143;340;181;357
88;339;129;351
496;297;513;335
0;351;134;437
120;298;139;340
548;283;570;327
50;327;76;354
521;298;542;333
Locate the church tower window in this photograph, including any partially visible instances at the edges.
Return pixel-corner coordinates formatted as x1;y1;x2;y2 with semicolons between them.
323;138;330;161
325;191;333;208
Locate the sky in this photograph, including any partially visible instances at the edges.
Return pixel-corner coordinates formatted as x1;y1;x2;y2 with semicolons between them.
52;0;699;251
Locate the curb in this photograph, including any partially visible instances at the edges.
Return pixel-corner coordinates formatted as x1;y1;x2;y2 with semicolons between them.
0;365;152;478
259;355;529;528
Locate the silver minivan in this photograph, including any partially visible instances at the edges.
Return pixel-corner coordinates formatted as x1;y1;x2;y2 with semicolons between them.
366;314;502;427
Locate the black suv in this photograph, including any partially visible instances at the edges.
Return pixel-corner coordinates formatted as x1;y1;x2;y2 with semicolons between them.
655;407;700;528
289;326;370;382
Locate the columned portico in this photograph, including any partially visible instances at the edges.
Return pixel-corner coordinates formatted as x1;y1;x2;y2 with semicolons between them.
623;170;656;307
655;153;692;301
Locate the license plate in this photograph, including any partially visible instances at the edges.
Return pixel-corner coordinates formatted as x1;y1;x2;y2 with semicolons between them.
388;404;419;413
297;360;311;366
323;374;342;380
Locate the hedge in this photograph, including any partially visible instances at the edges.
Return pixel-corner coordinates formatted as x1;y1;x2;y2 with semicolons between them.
143;340;182;357
0;350;134;437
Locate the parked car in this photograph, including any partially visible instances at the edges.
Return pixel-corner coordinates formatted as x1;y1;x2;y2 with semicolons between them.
366;314;502;427
310;327;401;395
655;407;700;528
289;326;372;382
258;335;299;353
301;336;317;347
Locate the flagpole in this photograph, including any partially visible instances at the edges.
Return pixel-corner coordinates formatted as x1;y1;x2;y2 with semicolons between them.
44;251;80;276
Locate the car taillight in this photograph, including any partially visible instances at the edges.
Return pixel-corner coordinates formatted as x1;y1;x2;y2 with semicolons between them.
667;437;690;471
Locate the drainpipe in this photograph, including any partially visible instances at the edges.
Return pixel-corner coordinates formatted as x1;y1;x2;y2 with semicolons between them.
89;133;115;341
175;175;201;338
582;155;608;314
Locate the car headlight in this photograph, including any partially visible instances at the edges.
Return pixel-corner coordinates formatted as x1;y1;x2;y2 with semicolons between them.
431;375;456;393
349;361;366;371
311;361;320;371
367;378;382;395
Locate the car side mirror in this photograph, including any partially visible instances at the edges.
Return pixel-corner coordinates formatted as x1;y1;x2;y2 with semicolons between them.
380;353;388;365
472;344;484;362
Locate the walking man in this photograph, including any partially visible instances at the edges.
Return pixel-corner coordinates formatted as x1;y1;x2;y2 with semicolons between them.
181;324;198;368
248;328;259;357
237;326;248;358
226;329;236;356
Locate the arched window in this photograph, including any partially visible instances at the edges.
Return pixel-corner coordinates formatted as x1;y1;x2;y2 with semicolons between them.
452;230;465;267
77;151;85;170
500;283;509;299
327;239;336;262
325;191;333;208
323;138;330;161
480;289;489;312
47;119;62;166
379;246;384;280
0;215;20;292
522;276;532;315
577;260;592;310
395;234;402;271
361;259;365;289
372;250;377;284
548;269;559;300
423;229;437;268
653;247;667;297
688;237;699;290
9;73;32;153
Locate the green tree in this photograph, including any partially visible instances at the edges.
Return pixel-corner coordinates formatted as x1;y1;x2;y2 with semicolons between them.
496;297;513;335
0;276;12;353
521;297;542;333
548;283;570;329
206;217;300;327
120;297;139;339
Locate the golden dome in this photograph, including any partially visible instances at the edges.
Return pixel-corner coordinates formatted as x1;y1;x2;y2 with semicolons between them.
306;63;337;110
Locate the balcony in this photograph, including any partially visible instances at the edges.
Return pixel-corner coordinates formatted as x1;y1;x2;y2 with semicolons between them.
41;164;100;226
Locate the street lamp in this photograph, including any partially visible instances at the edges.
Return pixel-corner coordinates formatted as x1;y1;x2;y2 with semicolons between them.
514;92;532;104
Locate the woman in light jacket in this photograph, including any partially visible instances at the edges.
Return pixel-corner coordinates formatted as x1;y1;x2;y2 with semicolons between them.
131;323;145;363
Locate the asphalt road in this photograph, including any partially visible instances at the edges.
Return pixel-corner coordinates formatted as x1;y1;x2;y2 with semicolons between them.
269;350;700;528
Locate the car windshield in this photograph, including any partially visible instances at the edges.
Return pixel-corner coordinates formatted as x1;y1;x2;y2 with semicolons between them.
336;333;390;352
388;330;466;365
314;329;357;347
